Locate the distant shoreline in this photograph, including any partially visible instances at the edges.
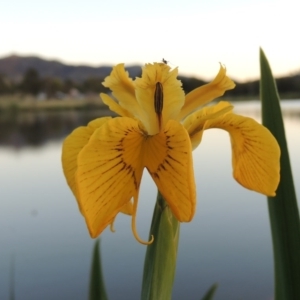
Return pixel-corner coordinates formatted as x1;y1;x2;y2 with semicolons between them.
0;96;106;112
0;94;299;113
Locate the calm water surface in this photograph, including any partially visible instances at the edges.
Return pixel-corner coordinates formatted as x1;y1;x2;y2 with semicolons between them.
1;101;299;300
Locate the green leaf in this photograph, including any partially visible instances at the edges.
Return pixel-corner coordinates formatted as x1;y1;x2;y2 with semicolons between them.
9;254;15;300
200;283;218;300
141;191;180;300
260;48;300;300
89;239;108;300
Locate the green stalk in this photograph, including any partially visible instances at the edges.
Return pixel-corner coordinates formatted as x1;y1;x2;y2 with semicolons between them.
260;48;300;300
141;191;180;300
200;283;218;300
89;239;108;300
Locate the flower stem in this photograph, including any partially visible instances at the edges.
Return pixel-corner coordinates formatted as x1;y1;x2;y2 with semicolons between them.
141;191;180;300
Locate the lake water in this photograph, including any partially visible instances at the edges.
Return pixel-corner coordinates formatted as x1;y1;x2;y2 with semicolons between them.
1;101;299;300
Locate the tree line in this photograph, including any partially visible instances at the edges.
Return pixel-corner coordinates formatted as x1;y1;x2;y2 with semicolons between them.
0;67;299;100
0;68;110;98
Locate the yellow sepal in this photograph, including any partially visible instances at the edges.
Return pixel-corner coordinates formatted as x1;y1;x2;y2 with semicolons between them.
183;101;233;149
145;120;196;221
203;113;280;196
178;65;235;120
75;117;145;238
61;117;111;209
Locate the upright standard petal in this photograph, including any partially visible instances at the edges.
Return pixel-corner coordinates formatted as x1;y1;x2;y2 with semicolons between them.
134;63;185;135
100;93;134;118
145;120;196;222
178;65;235;120
102;64;144;119
76;117;145;238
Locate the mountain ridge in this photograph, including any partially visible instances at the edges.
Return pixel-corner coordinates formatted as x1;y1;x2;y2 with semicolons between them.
0;54;142;82
0;54;299;99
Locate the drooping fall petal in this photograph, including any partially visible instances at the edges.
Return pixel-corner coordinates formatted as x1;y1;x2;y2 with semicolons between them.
178;65;235;120
183;101;233;149
61;117;111;203
76;117;145;238
226;114;280;196
194;113;280;196
145;120;196;222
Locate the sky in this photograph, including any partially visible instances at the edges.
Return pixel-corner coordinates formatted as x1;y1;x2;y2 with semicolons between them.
1;0;299;81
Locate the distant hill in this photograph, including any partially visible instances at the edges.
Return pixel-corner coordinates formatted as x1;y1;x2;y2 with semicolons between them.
0;54;299;99
0;55;142;82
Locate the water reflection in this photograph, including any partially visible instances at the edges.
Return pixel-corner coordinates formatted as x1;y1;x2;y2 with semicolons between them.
0;100;299;149
0;109;113;148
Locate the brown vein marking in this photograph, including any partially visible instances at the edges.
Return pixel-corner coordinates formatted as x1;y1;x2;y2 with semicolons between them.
88;158;136;208
167;154;185;166
132;170;138;190
102;159;124;174
162;159;186;187
85;159;124;192
101;170;132;202
158;163;166;171
151;165;189;205
100;159;137;196
153;173;160;179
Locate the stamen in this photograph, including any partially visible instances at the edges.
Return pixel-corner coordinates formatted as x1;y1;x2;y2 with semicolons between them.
110;217;116;232
131;195;154;245
154;82;164;131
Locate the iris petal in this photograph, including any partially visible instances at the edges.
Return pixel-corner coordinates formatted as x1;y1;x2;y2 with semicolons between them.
102;64;144;119
197;113;280;196
76;117;145;238
183;101;233;149
178;65;235;120
134;63;185;134
61;117;111;207
226;114;280;196
145;120;196;221
100;93;134;118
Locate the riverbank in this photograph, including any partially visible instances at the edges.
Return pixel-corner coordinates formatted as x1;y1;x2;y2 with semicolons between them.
1;93;300;113
0;95;106;112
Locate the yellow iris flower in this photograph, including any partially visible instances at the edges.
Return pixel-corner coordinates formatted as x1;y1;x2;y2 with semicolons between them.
62;62;280;244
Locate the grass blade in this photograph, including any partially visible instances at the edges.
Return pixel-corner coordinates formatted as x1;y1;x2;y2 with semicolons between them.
89;239;108;300
260;48;300;300
200;283;218;300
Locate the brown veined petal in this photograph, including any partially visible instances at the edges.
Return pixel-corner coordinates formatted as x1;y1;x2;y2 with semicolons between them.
134;63;185;135
183;101;233;149
102;64;144;119
144;120;196;222
203;113;280;196
100;93;134;118
61;117;111;209
76;117;145;239
178;65;235;121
